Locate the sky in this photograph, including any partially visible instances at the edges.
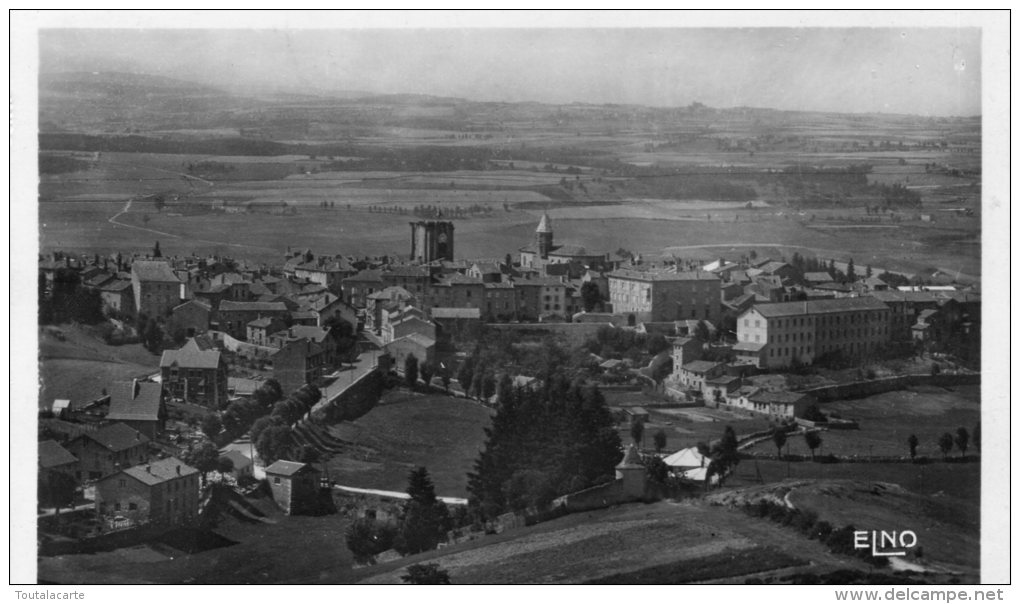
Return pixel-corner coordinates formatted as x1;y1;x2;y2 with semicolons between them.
38;25;982;116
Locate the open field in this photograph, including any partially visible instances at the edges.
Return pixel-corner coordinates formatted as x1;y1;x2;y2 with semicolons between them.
39;193;981;279
742;385;981;460
38;324;160;408
38;494;358;584
323;391;493;498
350;481;976;584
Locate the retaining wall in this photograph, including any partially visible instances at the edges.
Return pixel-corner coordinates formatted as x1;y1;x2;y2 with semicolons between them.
312;369;384;424
795;372;979;402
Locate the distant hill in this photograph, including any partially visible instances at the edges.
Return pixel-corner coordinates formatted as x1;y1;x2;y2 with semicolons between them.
40;70;221;96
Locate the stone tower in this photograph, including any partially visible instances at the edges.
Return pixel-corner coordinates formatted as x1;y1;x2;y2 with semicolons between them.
615;444;646;498
410;220;455;264
536;212;553;259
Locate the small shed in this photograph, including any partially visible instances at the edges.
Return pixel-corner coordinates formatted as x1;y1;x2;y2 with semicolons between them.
264;460;322;515
218;449;254;481
623;407;649;424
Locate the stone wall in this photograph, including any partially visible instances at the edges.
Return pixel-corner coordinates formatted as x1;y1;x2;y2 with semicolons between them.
796;373;979;403
313;368;384;424
487;322;612;347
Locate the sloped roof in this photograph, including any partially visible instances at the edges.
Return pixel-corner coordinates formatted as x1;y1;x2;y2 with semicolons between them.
748;390;812;404
759;261;791;274
99;279;133;292
609;269;719;282
270;325;331;344
662;447;708;469
440;273;484;286
389;333;436;349
344;269;385;283
39;440;78;469
430;307;481;319
122;456;198;486
227;377;261;396
536;212;552;233
248;317;277;328
733;341;767;352
219;449;253;469
85;423;149;452
106;381;164;422
160;338;222;369
368;285;415;300
264;460;316;476
218;300;288;313
681;360;723;374
131;260;180;283
749;296;888;318
173;299;211;313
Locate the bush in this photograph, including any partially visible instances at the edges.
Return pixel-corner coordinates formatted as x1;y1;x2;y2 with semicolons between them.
811;520;834;541
345;518;398;564
401;563;451;585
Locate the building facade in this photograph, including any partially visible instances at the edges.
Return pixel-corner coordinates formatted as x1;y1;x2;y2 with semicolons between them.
94;457;199;527
608;269;721;324
736;297;891;369
131;260;183;319
160;338;229;408
410;220;455;264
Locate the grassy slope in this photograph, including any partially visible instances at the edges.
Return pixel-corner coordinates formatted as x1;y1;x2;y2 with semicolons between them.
38;324;160;408
323;391;493;498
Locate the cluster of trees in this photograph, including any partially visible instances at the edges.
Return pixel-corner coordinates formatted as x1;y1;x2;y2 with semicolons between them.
345;467;454;563
584;325;671;364
245;383;322;465
467;381;622;517
38;270;105;326
917;425;977;461
203;378;284;441
323;146;496;172
455;334;582;400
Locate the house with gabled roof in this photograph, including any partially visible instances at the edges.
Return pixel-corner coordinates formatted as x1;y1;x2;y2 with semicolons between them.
94;456;200;527
160;337;229;408
105;380;167;439
66;423;150;481
677;360;726;394
39;440;78;483
384;332;436;369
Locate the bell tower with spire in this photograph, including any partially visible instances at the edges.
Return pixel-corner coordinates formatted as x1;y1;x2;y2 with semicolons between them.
536;212;553;259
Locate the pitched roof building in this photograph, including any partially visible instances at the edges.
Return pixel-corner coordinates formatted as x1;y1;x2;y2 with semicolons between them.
105;380;167;439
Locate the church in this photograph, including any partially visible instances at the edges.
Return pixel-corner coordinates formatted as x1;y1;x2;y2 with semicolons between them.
518;212;617;273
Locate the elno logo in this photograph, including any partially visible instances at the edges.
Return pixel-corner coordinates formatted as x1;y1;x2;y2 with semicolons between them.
853;530;919;557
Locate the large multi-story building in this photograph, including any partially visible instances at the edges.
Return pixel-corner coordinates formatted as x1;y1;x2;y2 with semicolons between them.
131;260;183;319
608;269;721;324
514;276;568;320
160;337;229;408
734;297;891;369
94;456;199;527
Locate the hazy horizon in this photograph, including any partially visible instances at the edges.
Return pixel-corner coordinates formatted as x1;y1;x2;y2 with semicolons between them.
40;27;981;117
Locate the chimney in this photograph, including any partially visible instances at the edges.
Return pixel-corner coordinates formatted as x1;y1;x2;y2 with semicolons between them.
146;465;152;473
132;379;140;399
176;465;181;475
